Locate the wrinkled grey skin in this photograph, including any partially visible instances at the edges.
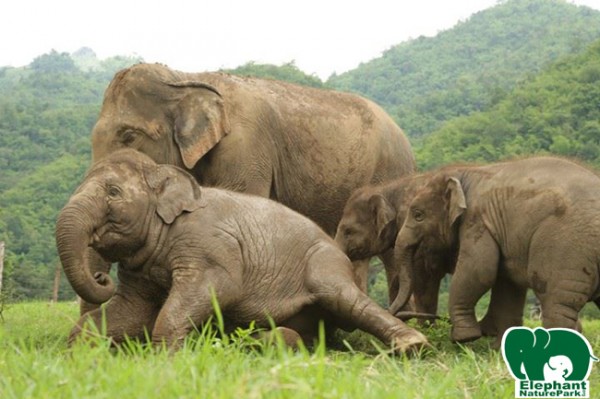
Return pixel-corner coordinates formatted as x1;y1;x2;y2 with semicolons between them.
55;150;427;354
335;175;487;328
334;175;442;312
83;63;415;314
394;157;600;344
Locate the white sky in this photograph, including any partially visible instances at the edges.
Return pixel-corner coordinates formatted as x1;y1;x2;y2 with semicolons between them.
1;0;599;79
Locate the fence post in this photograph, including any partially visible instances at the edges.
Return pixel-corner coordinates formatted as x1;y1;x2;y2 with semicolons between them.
51;262;61;303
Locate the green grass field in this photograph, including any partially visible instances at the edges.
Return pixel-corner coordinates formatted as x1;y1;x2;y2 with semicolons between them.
0;302;598;399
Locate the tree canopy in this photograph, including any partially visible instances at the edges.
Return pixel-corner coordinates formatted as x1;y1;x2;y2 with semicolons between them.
416;39;600;169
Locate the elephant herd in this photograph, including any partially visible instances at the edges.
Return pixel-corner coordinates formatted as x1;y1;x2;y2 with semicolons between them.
55;63;600;355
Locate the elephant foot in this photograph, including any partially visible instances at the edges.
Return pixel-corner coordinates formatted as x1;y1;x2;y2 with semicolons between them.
391;328;430;355
479;316;498;337
451;324;482;343
256;327;303;350
491;335;502;350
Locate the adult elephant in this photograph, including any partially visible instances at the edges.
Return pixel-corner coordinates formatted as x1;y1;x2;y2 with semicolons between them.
84;63;415;313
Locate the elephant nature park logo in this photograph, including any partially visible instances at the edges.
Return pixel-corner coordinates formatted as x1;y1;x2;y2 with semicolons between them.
501;327;598;398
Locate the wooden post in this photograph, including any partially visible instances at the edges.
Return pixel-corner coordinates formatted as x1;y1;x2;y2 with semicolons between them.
0;241;4;294
51;262;61;303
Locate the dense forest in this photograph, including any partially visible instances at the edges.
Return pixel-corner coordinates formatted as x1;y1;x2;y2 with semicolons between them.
0;51;141;299
1;0;600;302
416;39;600;169
328;0;600;138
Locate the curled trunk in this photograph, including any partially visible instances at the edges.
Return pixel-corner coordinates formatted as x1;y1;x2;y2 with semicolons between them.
55;196;115;304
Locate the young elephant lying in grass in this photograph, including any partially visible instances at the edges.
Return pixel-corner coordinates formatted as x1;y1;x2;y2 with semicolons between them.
55;149;428;354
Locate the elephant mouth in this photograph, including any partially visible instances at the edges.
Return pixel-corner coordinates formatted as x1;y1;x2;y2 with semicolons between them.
89;225;123;259
90;224;112;246
346;246;374;261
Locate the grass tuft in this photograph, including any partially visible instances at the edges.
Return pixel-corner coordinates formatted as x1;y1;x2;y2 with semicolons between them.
0;301;598;398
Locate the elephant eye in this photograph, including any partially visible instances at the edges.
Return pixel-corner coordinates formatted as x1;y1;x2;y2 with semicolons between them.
107;185;122;198
412;209;425;222
120;129;139;145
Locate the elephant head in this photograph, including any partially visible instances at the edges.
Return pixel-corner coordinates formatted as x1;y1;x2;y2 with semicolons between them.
56;150;202;304
334;186;398;262
335;176;440;313
502;327;598;382
91;63;231;170
389;174;464;316
78;64;229;311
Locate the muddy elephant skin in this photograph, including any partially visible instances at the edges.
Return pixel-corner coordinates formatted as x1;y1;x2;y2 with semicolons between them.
82;63;416;313
55;150;427;354
394;157;600;343
334;174;452;314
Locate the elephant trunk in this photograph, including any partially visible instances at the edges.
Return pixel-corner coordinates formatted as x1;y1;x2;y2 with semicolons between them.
55;194;115;304
333;230;346;253
388;241;415;316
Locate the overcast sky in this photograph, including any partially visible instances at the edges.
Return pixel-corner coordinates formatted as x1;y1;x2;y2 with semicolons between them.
2;0;599;79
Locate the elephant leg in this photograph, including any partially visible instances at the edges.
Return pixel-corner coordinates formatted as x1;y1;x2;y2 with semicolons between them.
538;286;587;331
449;230;499;343
528;238;592;331
79;248;112;315
69;290;161;346
479;274;527;340
151;269;235;351
255;327;303;350
306;247;428;354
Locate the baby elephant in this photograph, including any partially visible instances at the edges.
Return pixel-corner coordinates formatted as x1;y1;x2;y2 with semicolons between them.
56;149;427;354
394;156;600;343
334;174;447;316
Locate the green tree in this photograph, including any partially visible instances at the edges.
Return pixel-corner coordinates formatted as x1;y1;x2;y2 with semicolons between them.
224;61;323;88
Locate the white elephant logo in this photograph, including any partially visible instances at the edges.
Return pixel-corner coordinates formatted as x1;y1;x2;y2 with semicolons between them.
543;355;573;382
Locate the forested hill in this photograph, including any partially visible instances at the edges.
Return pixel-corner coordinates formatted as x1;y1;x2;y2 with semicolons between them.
0;50;141;192
416;39;600;169
0;50;141;299
327;0;600;138
2;0;600;301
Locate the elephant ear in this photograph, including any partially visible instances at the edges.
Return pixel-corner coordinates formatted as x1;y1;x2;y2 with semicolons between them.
169;81;231;170
145;164;204;224
368;194;397;244
445;177;467;226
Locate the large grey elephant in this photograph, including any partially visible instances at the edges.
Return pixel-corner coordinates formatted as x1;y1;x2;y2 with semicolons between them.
84;63;415;313
56;150;428;354
393;157;600;344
